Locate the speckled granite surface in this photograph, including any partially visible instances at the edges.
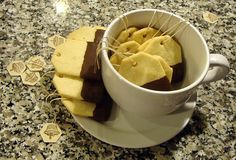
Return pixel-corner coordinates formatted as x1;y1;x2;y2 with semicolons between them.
0;0;235;159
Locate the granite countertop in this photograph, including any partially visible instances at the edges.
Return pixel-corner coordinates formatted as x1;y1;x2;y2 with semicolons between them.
0;0;235;159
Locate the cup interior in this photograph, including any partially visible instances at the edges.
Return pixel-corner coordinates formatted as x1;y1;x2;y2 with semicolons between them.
103;9;209;91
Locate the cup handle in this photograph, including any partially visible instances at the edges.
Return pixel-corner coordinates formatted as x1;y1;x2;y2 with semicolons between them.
201;54;230;84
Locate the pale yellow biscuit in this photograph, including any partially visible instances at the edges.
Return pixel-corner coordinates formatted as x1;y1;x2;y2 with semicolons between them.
114;27;138;46
138;38;153;51
130;27;162;44
51;39;87;77
53;74;84;100
67;26;105;42
94;26;106;30
118;52;167;86
61;98;95;117
117;40;140;54
153;56;173;82
110;41;140;71
138;35;182;66
109;53;125;71
67;26;96;42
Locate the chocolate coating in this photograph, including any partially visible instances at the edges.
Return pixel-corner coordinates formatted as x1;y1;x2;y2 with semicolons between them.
92;91;113;122
142;76;172;91
80;30;105;81
80;42;101;80
81;79;105;103
171;63;184;83
94;29;105;44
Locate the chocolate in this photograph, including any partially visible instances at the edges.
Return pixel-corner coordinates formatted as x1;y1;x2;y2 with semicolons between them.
81;79;105;103
171;63;184;83
92;91;113;122
94;29;105;44
142;76;172;91
80;30;105;81
80;42;101;80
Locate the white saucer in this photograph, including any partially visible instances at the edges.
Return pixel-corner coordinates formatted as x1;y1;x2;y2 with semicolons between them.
72;92;197;148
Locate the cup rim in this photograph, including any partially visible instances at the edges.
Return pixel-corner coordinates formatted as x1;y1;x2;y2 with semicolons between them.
102;9;209;95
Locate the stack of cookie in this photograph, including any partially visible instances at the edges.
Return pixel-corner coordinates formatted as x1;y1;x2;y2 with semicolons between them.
51;26;112;122
110;27;184;91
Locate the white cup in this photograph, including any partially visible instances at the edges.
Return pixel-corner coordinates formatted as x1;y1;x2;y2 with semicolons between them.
101;9;229;117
